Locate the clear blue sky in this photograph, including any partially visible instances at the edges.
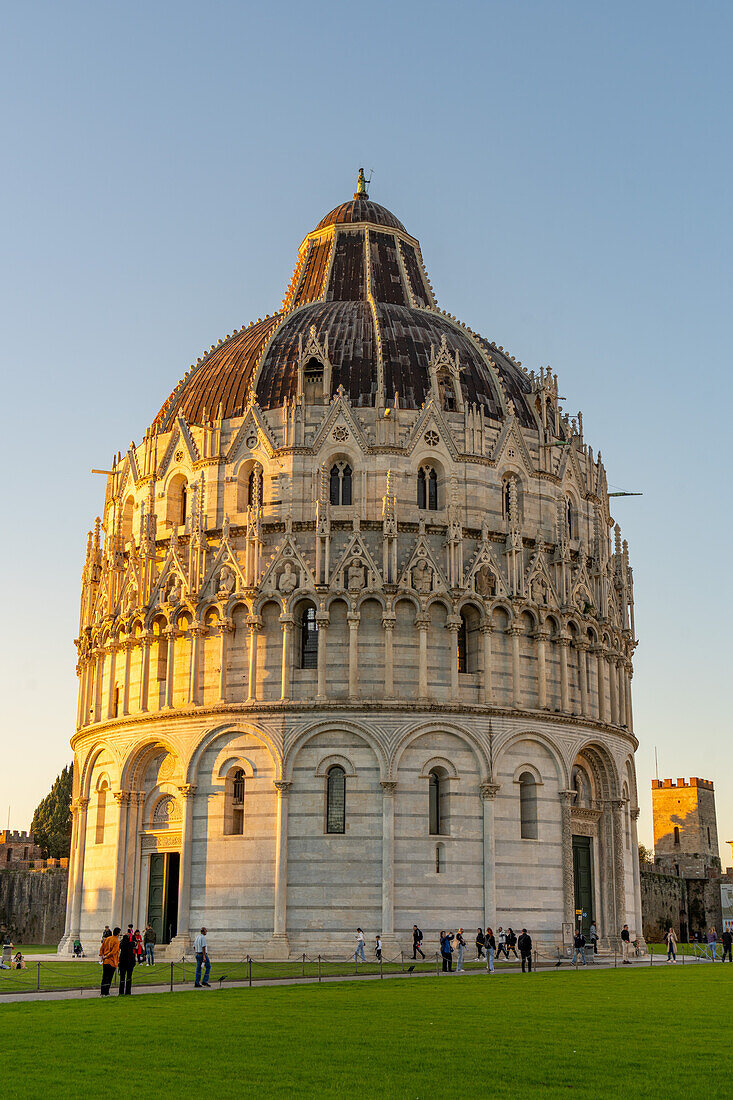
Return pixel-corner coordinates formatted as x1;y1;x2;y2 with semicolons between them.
2;1;731;859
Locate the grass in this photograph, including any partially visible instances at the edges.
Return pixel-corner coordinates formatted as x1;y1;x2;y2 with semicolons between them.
2;966;732;1098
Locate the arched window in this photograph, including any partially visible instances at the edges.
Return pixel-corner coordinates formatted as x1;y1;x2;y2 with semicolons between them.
299;603;318;669
674;826;680;847
330;463;352;506
502;476;521;524
417;466;438;510
95;783;108;845
247;466;264;508
429;768;448;836
458;607;480;673
326;765;346;834
519;772;538;839
457;615;467;673
435;842;445;874
224;767;245;835
167;474;188;527
304;357;325;403
566;497;574;539
121;496;134;544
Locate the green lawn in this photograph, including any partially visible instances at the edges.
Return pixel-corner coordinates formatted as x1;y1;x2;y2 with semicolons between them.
2;967;732;1098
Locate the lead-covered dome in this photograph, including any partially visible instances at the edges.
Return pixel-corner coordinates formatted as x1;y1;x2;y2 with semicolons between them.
154;179;536;431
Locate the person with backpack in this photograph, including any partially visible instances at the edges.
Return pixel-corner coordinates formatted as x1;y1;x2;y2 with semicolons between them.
412;925;425;960
440;931;454;972
475;927;485;960
506;928;519;959
518;929;533;972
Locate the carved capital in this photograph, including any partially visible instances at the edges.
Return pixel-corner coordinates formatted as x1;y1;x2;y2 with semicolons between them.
559;788;576;807
346;612;361;625
178;784;198;800
415;614;430;629
315;614;330;629
380;780;398;795
479;622;493;635
113;790;131;805
274;780;292;796
75;797;90;812
480;782;501;801
631;807;640;821
381;615;396;631
246;615;263;631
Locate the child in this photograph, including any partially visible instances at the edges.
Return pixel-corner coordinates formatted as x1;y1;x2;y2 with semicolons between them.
375;935;382;962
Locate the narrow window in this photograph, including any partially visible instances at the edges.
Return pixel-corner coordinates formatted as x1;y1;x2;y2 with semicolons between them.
417;467;426;510
330;463;353;506
457;615;467;673
23;847;28;860
435;843;445;874
112;685;120;719
247;467;264;508
330;464;340;506
232;769;245;835
707;826;711;848
503;480;512;520
519;772;538;839
429;769;447;835
95;785;107;845
674;826;680;847
6;850;11;862
180;483;188;526
428;468;438;510
341;464;352;506
326;766;346;834
566;497;574;539
300;605;318;669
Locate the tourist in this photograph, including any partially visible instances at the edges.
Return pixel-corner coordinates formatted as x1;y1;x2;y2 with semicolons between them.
99;926;120;996
475;927;485;960
144;923;156;965
620;924;631;963
101;925;111;942
707;927;718;961
375;935;382;962
73;939;84;957
412;925;425;960
194;927;211;987
665;927;677;962
455;929;466;972
12;951;26;970
518;929;533;972
118;926;136;995
571;930;587;966
354;927;366;963
134;929;144;966
440;931;454;972
485;927;496;973
506;928;519;960
589;922;599;954
720;928;732;963
496;927;508;959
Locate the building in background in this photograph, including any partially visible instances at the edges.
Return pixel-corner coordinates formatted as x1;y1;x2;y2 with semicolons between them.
59;175;643;957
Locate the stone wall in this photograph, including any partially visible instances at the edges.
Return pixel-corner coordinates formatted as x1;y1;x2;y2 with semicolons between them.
640;868;686;942
0;869;68;944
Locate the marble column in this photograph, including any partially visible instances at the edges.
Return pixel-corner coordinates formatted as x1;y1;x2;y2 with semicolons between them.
380;781;397;936
280;614;294;701
617;660;627;727
536;629;549;709
174;784;197;950
347;612;360;699
272;780;292;951
189;625;205;705
625;662;634;733
509;626;521;707
122;640;132;716
630;808;645;947
69;798;89;939
218;618;233;702
577;642;588;717
480;782;501;927
316;613;329;700
111;790;131;926
480;624;493;705
138;633;151;712
127;791;146;923
447;619;460;700
106;646;118;719
246;616;262;701
593;645;606;722
92;650;102;724
611;798;627;937
608;652;618;725
559;790;575;926
416;614;429;699
382;615;395;698
558;637;570;713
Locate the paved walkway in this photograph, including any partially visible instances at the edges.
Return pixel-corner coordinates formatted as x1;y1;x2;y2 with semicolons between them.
0;955;679;1004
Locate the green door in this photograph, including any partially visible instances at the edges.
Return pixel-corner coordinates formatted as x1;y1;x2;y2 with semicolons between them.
572;835;594;938
147;854;167;944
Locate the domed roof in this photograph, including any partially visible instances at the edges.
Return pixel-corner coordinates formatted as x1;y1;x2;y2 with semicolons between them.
154;178;536;431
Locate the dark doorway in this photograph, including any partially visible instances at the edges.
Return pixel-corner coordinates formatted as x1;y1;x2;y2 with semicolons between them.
572;835;594;938
147;852;180;944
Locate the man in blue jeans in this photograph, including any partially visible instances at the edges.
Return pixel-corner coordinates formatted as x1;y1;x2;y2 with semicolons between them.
194;927;211;987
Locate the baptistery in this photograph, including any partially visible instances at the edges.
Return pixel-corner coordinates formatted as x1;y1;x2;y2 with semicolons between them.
61;174;643;957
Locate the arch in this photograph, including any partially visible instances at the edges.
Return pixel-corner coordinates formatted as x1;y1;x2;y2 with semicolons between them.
518;771;539;839
419;756;460;780
215;756;256;781
166;472;189;528
94;771;111;792
150;793;182;828
325;764;346;834
355;590;388;613
417;464;439;511
315;753;357;778
185;723;283;785
284;719;388;782
435;841;446;874
79;741;120;800
493;730;568;788
119;737;183;793
223;765;246;835
252;592;285;617
329;459;353;506
235;461;264;512
564;491;579;540
512;762;544;786
428;766;448;836
390;721;490;783
574;739;621;800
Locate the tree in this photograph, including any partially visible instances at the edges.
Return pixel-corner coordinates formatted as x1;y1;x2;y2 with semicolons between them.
31;764;73;859
638;842;653;867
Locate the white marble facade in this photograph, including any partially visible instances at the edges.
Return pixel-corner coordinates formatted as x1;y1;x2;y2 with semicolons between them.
60;184;643;957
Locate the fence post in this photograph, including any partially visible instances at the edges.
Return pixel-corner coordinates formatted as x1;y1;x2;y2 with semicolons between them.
182;956;185;983
614;948;617;968
37;961;41;992
533;949;537;971
401;951;404;973
170;961;174;993
318;955;322;982
436;952;440;976
380;955;383;979
355;951;358;975
247;956;252;986
302;953;305;978
650;945;653;966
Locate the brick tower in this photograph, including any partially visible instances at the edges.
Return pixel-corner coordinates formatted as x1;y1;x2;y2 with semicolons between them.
652;778;720;876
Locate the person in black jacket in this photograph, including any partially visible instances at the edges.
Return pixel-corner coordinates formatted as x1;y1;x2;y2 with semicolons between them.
440;931;454;972
412;925;425;960
518;929;532;972
721;929;732;963
506;928;519;959
118;926;136;995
